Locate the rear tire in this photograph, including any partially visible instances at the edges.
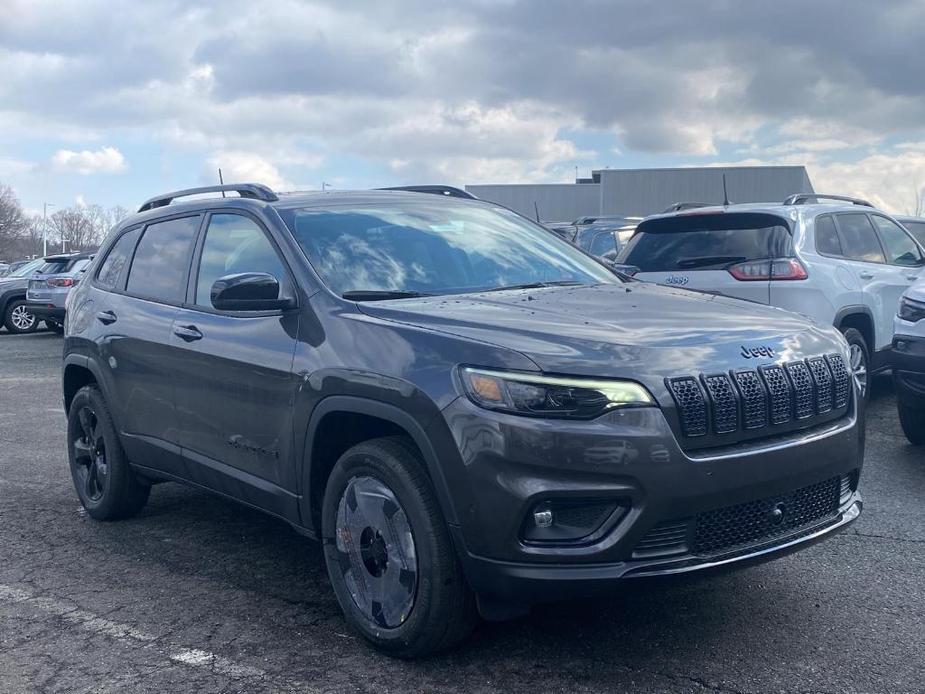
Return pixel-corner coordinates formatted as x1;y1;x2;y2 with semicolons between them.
3;300;38;334
322;436;478;658
840;327;869;402
898;401;925;445
67;385;150;520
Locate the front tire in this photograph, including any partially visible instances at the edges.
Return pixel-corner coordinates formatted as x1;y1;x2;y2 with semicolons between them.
322;436;477;658
840;327;869;401
67;385;150;520
3;300;38;334
898;401;925;445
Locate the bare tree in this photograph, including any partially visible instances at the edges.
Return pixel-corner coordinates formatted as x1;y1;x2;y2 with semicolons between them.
0;184;27;261
912;178;924;217
48;206;106;252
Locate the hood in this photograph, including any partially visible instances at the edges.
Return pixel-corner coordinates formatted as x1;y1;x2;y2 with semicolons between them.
357;282;842;378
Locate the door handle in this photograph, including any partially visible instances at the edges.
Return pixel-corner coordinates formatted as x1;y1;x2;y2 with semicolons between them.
96;310;117;325
858;272;874;280
173;325;203;342
905;274;920;281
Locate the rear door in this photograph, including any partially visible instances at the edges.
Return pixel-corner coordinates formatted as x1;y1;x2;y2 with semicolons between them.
91;215;201;471
621;212;792;303
168;211;300;504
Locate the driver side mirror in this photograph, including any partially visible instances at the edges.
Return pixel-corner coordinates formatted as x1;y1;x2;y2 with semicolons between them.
211;272;295;311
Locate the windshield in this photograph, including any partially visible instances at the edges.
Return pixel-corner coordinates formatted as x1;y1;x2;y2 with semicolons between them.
902;220;925;247
280;201;618;297
620;213;792;272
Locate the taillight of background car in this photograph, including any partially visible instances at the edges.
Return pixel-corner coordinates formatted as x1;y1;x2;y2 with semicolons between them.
728;258;808;281
47;278;76;287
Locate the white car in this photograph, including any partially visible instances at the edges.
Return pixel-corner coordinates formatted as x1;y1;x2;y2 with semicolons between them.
893;277;925;444
619;194;925;397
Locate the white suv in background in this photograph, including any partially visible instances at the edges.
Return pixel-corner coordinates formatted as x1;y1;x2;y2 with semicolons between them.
618;194;925;396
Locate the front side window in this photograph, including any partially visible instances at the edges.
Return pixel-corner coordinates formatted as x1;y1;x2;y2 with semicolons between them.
870;216;924;267
280;202;617;297
902;220;925;247
195;214;286;308
96;228;141;291
588;231;617;258
126;216;200;303
834;214;885;264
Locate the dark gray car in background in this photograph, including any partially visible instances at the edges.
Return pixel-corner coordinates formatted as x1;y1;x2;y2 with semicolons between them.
0;258;45;334
61;184;864;657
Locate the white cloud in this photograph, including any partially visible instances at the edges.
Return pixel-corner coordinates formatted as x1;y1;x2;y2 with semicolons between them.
51;146;126;175
206;151;292;191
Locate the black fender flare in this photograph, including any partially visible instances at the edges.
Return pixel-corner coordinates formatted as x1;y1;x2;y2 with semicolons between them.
62;354;120;428
299;395;459;535
833;305;876;344
0;288;26;319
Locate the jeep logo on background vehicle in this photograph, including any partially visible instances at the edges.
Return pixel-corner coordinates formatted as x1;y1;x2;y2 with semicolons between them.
663;275;689;286
740;345;776;359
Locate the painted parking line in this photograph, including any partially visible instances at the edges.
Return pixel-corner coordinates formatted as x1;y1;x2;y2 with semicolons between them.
0;582;316;690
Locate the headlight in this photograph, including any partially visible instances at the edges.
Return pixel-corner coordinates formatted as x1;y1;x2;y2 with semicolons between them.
899;296;925;322
459;367;654;419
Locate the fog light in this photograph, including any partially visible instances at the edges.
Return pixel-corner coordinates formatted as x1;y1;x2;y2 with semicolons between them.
522;500;626;545
533;508;554;528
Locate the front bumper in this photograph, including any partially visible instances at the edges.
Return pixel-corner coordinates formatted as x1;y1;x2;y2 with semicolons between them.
892;334;925;408
437;394;863;600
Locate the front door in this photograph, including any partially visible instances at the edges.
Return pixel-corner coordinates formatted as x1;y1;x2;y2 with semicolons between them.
168;212;300;501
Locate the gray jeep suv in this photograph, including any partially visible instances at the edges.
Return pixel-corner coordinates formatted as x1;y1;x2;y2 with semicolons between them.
26;252;93;333
62;184;864;657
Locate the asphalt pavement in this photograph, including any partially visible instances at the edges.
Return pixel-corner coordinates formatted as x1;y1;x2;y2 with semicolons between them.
0;331;923;693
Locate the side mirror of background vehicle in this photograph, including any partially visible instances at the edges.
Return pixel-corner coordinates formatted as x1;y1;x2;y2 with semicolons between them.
211;272;295;311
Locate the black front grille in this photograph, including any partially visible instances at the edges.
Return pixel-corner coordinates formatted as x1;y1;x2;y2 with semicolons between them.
667;353;850;444
691;476;841;556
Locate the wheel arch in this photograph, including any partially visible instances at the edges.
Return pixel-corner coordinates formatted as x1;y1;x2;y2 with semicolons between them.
300;396;458;534
63;355;113;419
834;306;875;351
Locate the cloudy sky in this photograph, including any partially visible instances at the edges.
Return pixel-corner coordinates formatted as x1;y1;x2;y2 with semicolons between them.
2;0;925;213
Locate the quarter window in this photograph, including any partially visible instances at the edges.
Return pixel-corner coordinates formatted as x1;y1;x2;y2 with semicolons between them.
194;214;286;309
96;228;141;291
126;216;201;303
834;214;885;264
814;215;842;256
588;232;617;258
870;216;924;266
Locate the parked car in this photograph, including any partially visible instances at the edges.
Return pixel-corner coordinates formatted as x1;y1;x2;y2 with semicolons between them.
0;262;9;277
892;276;925;444
0;258;45;334
63;183;864;657
896;215;925;248
573;219;641;263
26;252;93;334
618;194;925;398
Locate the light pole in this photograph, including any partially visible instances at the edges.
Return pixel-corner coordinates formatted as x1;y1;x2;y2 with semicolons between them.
42;203;56;257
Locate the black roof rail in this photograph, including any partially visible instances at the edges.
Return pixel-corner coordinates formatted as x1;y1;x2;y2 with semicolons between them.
137;183;278;213
662;202;712;213
783;193;873;208
377;185;477;199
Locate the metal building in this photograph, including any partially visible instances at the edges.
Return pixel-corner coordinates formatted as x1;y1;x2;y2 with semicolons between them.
466;166;815;222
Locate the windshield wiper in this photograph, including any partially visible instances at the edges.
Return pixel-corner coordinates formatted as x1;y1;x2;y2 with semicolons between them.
482;280;586;293
342;290;433;301
675;255;747;269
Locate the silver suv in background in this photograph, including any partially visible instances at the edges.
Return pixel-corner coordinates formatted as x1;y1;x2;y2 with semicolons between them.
26;253;93;333
892;276;925;444
618;194;925;396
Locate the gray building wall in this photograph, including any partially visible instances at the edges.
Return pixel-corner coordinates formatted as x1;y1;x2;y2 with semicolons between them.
465;183;601;222
597;166;814;217
466;166;814;221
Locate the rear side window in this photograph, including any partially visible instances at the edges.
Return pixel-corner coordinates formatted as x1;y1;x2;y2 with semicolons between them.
621;213;791;272
870;216;924;266
834;214;885;263
814;215;843;256
96;228;141;291
126;216;200;303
